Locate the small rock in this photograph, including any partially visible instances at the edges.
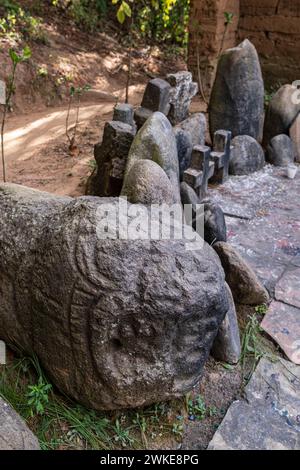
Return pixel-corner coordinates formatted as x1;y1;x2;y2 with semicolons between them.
209;40;264;141
289;112;300;163
141;78;171;115
267;134;294;167
211;284;241;364
229;135;265;175
263;84;300;148
123;112;181;203
180;181;200;227
121;159;176;205
213;241;269;305
203;202;227;245
0;398;40;450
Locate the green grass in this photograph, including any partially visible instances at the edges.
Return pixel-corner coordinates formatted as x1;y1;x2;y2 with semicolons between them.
0;352;190;450
240;306;278;383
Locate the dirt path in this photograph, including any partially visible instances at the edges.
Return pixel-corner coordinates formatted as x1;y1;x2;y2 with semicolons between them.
1;86;144;196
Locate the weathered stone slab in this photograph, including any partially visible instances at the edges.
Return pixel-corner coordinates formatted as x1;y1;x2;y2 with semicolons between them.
0;398;40;450
208;400;300;450
208;358;300;450
261;301;300;364
245;357;300;419
275;267;300;309
0;183;229;410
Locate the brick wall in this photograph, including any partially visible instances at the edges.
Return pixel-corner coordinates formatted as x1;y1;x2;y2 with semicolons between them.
188;0;240;96
188;0;300;94
238;0;300;89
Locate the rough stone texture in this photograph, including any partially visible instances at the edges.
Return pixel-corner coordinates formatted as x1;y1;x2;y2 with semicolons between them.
134;106;153;130
175;113;206;148
123;112;181;203
113;103;135;128
174;128;193;181
0;398;40;450
209;39;264;142
213;241;269;305
211;284;241;364
208;165;300;296
203;202;227;245
121;159;176;205
229;135;265;175
174;113;206;181
141;78;171;115
261;301;300;365
87;121;135;197
267;134;295;167
275;266;300;309
263;85;300;149
0;183;229;411
166;72;198;125
289;113;300;163
208;358;300;450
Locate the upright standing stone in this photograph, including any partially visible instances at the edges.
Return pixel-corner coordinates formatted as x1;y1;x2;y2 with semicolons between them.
87;121;135;197
141;78;171;115
134;107;153;130
166;71;198;125
209;40;264;142
263;84;300;148
123;112;181;203
183;145;215;201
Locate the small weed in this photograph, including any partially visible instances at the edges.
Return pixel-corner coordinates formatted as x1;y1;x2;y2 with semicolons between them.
113;418;135;448
255;304;268;315
27;376;52;416
186;394;206;421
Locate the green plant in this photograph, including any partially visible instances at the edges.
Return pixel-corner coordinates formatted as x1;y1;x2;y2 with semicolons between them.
186;394;206;420
255;304;268;315
65;83;91;152
219;11;234;57
1;45;31;182
27;376;52;416
113;418;135;447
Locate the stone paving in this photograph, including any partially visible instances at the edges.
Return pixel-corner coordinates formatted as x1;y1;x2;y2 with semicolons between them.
208;165;300;449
